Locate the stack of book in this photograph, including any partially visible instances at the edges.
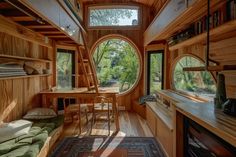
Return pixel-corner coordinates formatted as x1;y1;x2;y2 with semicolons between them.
168;0;236;46
195;0;236;35
0;63;26;77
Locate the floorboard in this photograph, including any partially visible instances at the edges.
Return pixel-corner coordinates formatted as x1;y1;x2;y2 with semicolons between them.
61;111;153;138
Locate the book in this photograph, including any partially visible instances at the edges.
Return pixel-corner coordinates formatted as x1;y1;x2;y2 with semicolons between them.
0;69;25;72
0;72;27;77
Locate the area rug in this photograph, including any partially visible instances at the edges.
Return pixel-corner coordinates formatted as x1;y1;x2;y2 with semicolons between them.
50;136;166;157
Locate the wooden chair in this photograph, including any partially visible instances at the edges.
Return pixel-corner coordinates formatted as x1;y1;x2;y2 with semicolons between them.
91;96;113;135
63;97;89;133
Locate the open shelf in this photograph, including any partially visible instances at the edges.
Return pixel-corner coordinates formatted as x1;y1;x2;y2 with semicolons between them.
0;54;52;63
0;74;52;80
169;20;236;51
183;65;236;72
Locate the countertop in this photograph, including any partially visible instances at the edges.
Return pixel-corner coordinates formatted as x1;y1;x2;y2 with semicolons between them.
176;102;236;147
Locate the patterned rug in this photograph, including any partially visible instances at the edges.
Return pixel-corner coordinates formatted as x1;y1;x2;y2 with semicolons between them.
50;137;166;157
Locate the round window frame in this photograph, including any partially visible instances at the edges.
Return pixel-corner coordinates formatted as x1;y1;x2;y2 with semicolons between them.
90;34;142;96
171;54;217;99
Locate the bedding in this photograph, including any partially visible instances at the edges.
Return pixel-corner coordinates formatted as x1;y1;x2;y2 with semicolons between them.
0;116;64;157
0;120;32;143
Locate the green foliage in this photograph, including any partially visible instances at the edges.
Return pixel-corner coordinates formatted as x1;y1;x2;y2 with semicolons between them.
56;52;72;89
90;9;133;26
149;53;163;94
93;39;139;92
174;56;216;99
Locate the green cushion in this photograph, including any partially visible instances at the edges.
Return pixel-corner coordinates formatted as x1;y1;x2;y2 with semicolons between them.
0;116;63;157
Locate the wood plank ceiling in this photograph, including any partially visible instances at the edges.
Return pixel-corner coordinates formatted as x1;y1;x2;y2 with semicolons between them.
0;1;75;44
0;0;167;43
81;0;167;18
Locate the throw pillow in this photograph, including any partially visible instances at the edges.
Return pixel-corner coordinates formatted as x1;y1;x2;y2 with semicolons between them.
23;108;57;120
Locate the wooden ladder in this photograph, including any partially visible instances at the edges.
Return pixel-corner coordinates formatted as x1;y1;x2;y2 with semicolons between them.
76;35;98;93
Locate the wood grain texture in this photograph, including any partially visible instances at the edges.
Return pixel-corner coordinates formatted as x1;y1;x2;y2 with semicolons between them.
0;18;53;122
176;102;236;147
0;15;52;48
61;111;153;137
82;0;167;19
156;116;173;157
144;0;225;45
146;101;173;131
84;4;151;113
146;104;157;136
169;36;236;99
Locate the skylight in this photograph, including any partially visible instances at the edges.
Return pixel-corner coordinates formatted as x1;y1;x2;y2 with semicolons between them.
88;6;139;27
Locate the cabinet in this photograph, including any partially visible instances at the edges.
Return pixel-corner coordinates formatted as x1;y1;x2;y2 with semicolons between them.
146;105;157;136
146;90;202;157
146;101;173;157
20;0;82;44
156;116;173;157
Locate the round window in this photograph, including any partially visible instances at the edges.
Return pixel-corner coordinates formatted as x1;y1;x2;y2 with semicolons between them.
93;38;140;94
173;56;216;100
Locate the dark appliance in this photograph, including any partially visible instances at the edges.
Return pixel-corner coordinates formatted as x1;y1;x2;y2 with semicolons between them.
184;118;236;157
223;99;236;117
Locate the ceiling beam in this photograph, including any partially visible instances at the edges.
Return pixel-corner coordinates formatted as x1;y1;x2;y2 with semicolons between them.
47;35;68;38
38;31;64;34
8;16;34;21
26;25;54;29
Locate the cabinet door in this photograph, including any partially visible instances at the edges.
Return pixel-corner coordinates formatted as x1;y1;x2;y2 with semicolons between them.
156;117;173;157
146;106;156;136
21;0;81;44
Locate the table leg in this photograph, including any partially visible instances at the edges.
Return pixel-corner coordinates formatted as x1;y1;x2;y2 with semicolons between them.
79;104;82;134
42;94;47;107
113;95;120;131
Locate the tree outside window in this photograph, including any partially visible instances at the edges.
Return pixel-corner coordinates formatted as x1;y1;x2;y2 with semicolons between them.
56;50;75;89
89;7;139;26
93;39;140;93
173;56;216;100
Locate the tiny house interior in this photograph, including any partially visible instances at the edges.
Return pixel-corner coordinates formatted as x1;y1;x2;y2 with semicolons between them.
0;0;236;157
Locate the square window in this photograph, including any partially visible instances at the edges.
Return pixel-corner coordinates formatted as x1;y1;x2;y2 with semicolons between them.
88;6;139;27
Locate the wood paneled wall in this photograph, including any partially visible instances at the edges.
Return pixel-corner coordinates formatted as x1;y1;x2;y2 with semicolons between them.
84;4;152;112
0;32;53;122
168;36;236;99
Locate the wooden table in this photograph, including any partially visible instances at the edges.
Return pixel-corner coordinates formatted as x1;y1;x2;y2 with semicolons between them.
39;87;120;131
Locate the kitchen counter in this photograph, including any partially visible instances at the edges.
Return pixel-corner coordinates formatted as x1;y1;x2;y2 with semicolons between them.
176;102;236;147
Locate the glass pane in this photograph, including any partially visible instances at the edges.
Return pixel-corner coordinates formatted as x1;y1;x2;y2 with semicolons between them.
89;7;138;26
93;39;140;93
174;56;216;100
56;52;73;89
149;53;163;94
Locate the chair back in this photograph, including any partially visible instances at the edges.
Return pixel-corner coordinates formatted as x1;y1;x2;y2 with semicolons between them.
93;96;111;110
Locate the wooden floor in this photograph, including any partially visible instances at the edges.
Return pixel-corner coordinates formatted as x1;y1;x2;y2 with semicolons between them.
61;111;153;138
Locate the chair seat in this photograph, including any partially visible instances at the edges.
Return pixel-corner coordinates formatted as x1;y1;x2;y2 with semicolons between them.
66;104;88;113
94;103;113;110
